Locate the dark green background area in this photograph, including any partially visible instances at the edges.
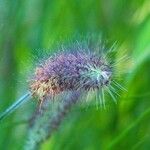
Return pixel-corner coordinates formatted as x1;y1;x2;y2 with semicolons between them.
0;0;150;150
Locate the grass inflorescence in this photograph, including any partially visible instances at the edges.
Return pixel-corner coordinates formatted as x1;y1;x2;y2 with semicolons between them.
0;38;128;150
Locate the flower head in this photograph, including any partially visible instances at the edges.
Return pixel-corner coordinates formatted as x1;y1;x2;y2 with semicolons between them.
30;50;112;101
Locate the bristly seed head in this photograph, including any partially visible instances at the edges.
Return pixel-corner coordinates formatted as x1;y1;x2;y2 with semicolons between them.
29;51;112;101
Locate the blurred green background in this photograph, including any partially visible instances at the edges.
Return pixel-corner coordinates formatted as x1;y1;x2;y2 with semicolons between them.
0;0;150;150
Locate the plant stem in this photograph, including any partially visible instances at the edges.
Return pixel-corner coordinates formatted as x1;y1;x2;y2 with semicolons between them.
0;92;31;122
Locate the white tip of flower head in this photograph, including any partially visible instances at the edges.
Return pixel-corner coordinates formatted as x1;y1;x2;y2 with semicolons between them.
101;70;112;86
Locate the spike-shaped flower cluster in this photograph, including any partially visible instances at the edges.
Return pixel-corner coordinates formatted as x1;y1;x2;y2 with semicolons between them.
30;51;112;102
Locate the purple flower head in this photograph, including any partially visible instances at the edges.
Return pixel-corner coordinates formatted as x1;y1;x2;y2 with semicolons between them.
30;51;112;100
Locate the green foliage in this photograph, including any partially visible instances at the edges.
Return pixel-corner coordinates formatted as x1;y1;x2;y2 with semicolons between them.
0;0;150;150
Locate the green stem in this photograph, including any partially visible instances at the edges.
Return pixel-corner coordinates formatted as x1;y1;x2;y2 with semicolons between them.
0;92;31;122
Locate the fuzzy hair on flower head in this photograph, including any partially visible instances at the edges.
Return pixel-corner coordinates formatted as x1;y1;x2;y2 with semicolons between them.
28;39;124;109
30;51;111;98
